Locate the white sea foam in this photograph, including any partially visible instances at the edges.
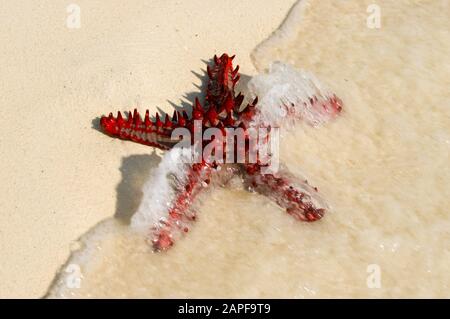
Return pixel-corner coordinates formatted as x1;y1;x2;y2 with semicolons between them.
130;146;193;234
248;62;335;127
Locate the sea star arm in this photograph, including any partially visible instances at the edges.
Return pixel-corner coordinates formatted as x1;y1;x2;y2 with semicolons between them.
98;53;244;149
99;108;183;150
248;62;342;127
129;146;215;251
242;163;328;222
149;161;215;251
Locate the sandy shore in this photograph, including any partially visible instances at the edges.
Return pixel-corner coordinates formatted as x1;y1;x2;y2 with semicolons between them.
0;0;296;298
45;0;450;298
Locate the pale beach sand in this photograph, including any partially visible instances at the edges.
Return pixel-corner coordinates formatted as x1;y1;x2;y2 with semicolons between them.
0;0;297;297
42;0;450;298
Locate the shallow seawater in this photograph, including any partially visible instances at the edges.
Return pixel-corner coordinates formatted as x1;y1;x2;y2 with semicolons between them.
47;0;450;298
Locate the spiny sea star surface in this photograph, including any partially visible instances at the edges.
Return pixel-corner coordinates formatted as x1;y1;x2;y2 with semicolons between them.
100;53;342;251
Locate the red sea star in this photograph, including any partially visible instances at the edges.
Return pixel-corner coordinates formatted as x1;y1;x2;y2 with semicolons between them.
99;53;342;251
